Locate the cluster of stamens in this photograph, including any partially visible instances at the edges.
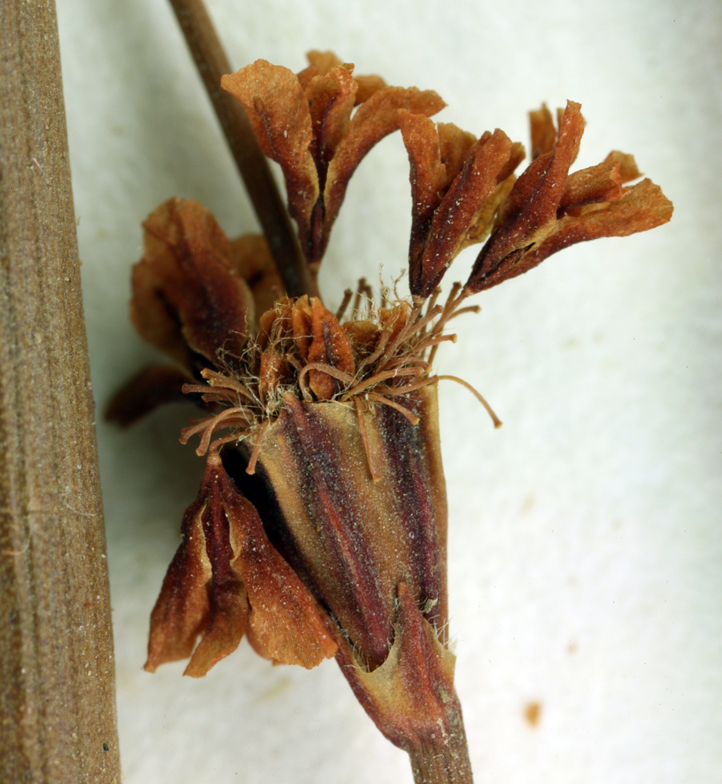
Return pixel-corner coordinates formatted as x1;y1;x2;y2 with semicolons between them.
180;280;499;476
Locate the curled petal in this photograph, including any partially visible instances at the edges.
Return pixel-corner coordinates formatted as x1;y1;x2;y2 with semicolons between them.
307;297;356;400
524;178;673;267
297;50;386;104
144;484;217;673
219;459;338;667
105;364;191;427
412;129;515;297
296;50;345;85
146;454;336;676
604;150;641;183
133;198;253;366
559;159;624;212
229;233;283;320
529;103;557;159
322;86;446;260
399;113;476;288
473;178;673;291
221;61;320;241
466;100;585;291
145;456;251;677
130;261;192;369
305;64;358;173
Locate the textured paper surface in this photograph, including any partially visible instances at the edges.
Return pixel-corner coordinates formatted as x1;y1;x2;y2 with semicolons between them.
57;1;721;781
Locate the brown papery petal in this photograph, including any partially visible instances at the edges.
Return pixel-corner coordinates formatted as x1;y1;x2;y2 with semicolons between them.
438;122;479;183
467;101;585;292
473;178;673;291
229;233;283;321
526;178;673;266
529;103;556;160
222;61;320;239
297;51;386;105
146;456;254;677
604;150;641;183
184;579;249;678
130;261;192;369
297;50;344;86
216;458;338;668
305;65;358;174
354;74;388;104
137;198;253;364
412;129;514;297
105;364;191;428
307;297;355;400
399;112;454;278
322;87;446;256
559;160;624;212
144;493;214;672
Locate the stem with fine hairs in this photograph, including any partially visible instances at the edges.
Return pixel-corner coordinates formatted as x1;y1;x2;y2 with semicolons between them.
0;1;120;781
168;0;318;300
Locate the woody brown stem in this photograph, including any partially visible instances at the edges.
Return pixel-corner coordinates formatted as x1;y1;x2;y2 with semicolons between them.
0;1;120;781
168;0;318;299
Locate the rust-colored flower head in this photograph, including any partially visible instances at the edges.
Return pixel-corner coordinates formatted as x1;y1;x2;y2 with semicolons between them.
109;51;672;783
221;51;445;275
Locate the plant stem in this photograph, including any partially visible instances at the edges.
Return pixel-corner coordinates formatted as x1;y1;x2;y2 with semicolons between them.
407;697;474;784
168;0;318;299
0;1;120;781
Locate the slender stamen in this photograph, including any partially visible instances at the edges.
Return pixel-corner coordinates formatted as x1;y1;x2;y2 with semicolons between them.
352;278;367;318
447;305;481;321
245;420;269;475
366;393;420;425
356;326;392;374
298;362;356;400
343;366;423;400
436;374;502;428
336;288;353;322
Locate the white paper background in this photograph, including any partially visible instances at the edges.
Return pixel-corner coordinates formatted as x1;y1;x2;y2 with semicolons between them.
57;0;721;782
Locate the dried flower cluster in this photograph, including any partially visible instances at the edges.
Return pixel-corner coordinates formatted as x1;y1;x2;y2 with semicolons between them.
109;51;672;783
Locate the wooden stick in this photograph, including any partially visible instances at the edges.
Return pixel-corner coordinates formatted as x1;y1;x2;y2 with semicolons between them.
0;2;120;781
169;0;318;299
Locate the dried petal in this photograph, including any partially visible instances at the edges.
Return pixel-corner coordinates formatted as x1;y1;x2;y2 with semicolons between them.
466;101;585;291
297;50;387;104
529;103;556;159
399;113;472;289
307;298;355;399
220;458;338;667
323;87;446;260
133;198;253;366
305;64;358;173
221;61;320;243
130;260;192;369
146;454;336;676
145;456;249;677
412;129;515;297
559;160;624;212
296;50;344;85
229;233;283;321
474;179;673;291
144;482;220;673
604;150;641;183
105;364;192;427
